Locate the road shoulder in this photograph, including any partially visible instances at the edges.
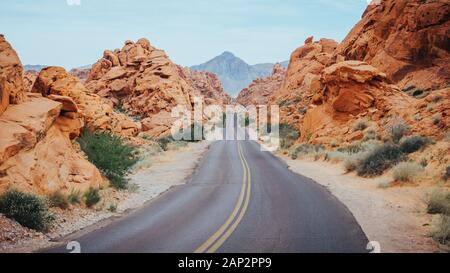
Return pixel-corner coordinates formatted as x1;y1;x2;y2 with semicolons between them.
277;155;438;253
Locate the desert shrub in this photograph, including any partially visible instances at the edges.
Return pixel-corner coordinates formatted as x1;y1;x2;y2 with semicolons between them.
363;127;378;141
132;143;163;171
84;188;101;208
432;215;450;245
108;203;117;213
326;151;348;163
77;130;138;190
432;113;442;125
386;119;410;144
330;139;339;148
68;190;81;205
356;143;404;177
444;166;450;181
392;162;424;182
49;191;69;209
0;190;54;231
427;190;450;215
338;140;380;155
289;143;323;159
278;124;300;150
343;152;370;172
399;136;431;154
352;119;369;131
157;136;174;151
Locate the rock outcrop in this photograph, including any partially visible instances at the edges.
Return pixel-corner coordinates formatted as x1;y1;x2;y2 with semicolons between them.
0;94;104;195
269;38;338;129
32;66;140;137
0;37;139;195
236;64;286;106
301;61;415;144
179;66;231;105
85;38;231;137
23;70;38;92
0;35;25;115
336;0;450;90
69;68;90;82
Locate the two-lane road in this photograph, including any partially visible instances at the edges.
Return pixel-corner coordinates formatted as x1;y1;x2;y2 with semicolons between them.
47;140;368;253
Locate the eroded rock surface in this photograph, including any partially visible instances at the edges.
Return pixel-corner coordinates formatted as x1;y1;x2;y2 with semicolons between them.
337;0;450;90
236;64;286;106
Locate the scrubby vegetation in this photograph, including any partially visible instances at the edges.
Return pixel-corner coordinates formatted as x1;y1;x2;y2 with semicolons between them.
356;143;404;177
432;215;450;245
427;190;450;245
77;130;139;190
392;162;423;182
400;136;431;154
278;123;300;150
427;191;450;215
0;190;54;231
352;119;369;131
49;191;69;209
386;119;410;144
84;188;101;208
68;189;81;205
289;143;324;160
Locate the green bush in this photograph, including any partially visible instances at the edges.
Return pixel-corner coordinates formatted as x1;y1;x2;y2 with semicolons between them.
49;191;69;209
386;120;410;144
356;143;404;177
0;190;54;231
77;130;138;190
432;215;450;245
84;188;101;208
392;162;424;182
68;189;81;205
343;152;370;173
427;191;450;215
278;124;300;150
400;136;431;154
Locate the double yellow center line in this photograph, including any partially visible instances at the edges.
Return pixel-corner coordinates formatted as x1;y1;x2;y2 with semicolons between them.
194;142;252;253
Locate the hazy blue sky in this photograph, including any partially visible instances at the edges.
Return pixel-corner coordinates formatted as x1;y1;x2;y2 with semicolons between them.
0;0;368;68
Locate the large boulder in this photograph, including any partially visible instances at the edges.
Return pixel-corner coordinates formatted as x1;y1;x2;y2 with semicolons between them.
0;96;103;195
336;0;450;90
0;35;25;115
32;66;140;136
268;38;338;129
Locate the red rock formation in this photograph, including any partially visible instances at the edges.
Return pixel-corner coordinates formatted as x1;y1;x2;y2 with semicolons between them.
32;66;140;137
69;68;90;82
301;61;415;144
85;38;199;137
336;0;450;89
0;37;105;195
269;38;338;129
23;70;38;92
0;35;25;115
0;94;104;195
179;66;231;105
236;64;286;106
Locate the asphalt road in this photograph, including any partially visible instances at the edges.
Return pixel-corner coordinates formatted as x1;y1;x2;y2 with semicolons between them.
47;140;369;253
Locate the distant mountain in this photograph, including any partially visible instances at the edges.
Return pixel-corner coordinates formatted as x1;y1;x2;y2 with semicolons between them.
191;52;288;97
24;65;47;72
